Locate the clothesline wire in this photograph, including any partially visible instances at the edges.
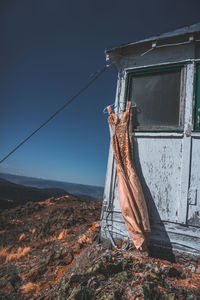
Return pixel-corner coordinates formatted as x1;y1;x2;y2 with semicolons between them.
0;64;111;165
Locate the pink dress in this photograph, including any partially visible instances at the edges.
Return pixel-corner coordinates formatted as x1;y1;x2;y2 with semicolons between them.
107;101;150;250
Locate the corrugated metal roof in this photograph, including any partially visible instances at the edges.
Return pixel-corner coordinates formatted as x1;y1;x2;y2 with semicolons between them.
106;22;200;53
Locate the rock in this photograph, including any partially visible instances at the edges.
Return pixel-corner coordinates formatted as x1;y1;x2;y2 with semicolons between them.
97;274;106;281
87;277;99;288
0;195;102;299
63;279;71;294
195;265;200;274
144;271;159;282
107;262;123;275
128;285;146;300
0;278;14;293
72;243;81;254
126;287;136;299
67;285;82;300
188;265;196;273
167;267;181;278
54;250;62;260
122;259;129;270
87;262;106;275
67;286;94;300
0;290;15;300
116;271;128;281
70;274;83;284
98;291;115;300
167;293;176;300
186;292;197;299
29;264;47;282
45;251;55;264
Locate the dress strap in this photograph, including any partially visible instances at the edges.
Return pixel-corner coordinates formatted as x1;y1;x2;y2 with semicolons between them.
107;106;113;115
126;101;131;112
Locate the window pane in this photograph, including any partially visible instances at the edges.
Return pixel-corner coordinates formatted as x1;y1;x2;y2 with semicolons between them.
128;69;182;129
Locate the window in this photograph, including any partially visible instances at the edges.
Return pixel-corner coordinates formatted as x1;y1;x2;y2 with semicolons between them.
194;64;200;131
126;65;184;131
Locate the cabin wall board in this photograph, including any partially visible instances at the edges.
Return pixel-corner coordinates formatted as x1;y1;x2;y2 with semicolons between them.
187;135;200;227
112;44;195;71
103;211;200;237
107;136;184;222
101;213;200;255
101;40;200;257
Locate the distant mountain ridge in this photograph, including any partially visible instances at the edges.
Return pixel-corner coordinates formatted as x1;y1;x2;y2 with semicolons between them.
0;173;104;200
0;177;67;210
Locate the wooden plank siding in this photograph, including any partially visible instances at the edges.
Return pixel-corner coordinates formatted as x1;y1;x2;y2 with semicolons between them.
101;27;200;258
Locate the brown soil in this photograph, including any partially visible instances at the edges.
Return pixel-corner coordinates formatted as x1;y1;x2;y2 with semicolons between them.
0;195;101;299
0;195;199;300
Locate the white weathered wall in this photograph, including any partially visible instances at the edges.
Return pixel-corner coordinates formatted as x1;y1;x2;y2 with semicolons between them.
187;134;200;227
101;43;200;257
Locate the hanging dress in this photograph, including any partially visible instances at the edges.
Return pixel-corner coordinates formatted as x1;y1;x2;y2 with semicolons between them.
107;101;151;250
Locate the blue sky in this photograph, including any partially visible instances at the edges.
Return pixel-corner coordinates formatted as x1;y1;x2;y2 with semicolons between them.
0;0;200;186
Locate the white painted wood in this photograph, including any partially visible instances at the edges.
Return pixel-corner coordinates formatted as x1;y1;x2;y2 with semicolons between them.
178;63;194;223
102;70;125;218
133;137;183;222
133;132;184;138
102;144;114;208
191;132;200;137
163;221;200;238
101;216;200;254
120;44;195;70
102;71;123;209
101;31;200;257
124;59;196;72
103;211;200;239
187;137;200;227
102;213;200;253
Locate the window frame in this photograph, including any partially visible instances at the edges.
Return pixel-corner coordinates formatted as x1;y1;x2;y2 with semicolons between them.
125;64;185;132
193;63;200;132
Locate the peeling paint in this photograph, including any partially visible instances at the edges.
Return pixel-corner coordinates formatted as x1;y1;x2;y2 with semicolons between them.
186;124;192;137
101;26;200;256
188;212;200;226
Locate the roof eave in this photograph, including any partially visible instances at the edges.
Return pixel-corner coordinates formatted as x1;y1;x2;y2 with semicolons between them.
105;22;200;55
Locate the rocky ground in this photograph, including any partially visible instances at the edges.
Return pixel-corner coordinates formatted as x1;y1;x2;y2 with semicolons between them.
0;195;101;299
0;195;199;299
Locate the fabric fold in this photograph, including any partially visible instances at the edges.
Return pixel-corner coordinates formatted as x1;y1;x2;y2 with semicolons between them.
107;101;150;250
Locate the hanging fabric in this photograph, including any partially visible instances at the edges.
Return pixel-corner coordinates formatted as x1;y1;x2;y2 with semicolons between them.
107;101;151;250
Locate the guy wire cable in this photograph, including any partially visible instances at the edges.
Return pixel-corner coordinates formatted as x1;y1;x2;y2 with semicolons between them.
0;63;111;164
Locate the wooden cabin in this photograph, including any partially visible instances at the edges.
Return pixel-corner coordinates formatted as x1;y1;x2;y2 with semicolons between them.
100;23;200;260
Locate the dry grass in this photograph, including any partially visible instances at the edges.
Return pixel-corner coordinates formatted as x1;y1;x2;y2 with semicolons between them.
58;229;69;240
78;222;100;244
20;281;40;294
30;228;36;234
0;247;10;260
19;233;26;241
0;246;31;263
171;273;200;292
43;236;57;243
6;247;31;263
